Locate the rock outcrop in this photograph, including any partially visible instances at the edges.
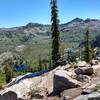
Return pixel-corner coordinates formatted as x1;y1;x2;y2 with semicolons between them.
0;65;80;100
0;61;100;100
0;67;54;99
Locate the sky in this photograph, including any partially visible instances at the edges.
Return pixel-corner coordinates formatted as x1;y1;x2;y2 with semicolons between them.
0;0;100;27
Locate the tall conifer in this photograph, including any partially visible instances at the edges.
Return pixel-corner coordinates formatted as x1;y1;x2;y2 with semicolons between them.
84;29;93;63
51;0;61;68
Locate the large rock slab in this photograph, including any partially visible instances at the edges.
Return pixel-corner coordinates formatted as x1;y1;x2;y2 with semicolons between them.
74;92;100;100
53;70;80;93
75;67;93;76
0;91;17;100
7;73;32;87
0;69;54;99
0;79;34;99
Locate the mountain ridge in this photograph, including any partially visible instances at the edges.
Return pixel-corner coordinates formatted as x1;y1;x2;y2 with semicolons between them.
0;17;100;53
1;17;100;28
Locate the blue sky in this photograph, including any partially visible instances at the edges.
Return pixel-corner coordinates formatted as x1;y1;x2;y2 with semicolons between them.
0;0;100;27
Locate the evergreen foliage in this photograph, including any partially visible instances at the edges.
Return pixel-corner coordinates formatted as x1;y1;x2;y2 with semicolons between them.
4;64;13;83
84;29;93;63
51;0;61;68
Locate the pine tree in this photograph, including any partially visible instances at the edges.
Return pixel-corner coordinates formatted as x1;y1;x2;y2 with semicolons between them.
51;0;61;68
4;64;13;83
84;29;93;63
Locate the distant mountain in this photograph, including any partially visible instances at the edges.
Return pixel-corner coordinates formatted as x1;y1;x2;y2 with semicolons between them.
0;23;51;43
0;18;100;43
60;18;100;44
0;18;100;53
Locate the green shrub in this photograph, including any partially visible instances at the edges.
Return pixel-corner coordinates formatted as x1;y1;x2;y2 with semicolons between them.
0;70;6;86
4;64;13;83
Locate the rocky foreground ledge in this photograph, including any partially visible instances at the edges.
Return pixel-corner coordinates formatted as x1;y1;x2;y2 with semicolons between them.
0;60;100;100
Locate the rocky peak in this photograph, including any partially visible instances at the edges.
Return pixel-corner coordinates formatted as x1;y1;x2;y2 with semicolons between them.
71;17;83;23
25;23;44;28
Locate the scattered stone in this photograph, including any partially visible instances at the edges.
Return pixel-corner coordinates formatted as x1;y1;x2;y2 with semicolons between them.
92;64;100;76
76;74;91;82
75;92;100;100
76;61;87;67
74;95;87;100
28;86;47;99
63;96;71;100
60;88;82;100
87;92;100;100
82;84;97;95
92;64;100;70
53;70;80;93
62;64;71;70
91;60;99;65
75;67;93;76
